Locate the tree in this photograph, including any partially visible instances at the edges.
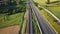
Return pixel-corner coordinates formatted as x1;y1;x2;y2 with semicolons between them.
47;0;50;4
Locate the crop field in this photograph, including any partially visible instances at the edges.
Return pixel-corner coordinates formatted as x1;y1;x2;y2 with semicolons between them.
0;13;24;28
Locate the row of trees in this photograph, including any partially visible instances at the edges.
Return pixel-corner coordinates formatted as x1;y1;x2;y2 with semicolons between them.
0;0;27;15
0;0;24;6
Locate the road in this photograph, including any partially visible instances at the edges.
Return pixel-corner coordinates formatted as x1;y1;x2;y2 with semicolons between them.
26;0;35;34
28;0;56;34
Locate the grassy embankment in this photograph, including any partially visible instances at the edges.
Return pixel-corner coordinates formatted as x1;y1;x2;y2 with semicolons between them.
21;9;28;34
0;13;24;28
21;0;28;34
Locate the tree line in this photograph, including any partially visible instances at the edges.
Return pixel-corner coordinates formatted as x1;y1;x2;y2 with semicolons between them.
0;0;27;15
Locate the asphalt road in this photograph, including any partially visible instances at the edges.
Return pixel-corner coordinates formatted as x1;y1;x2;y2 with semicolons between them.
26;0;35;34
29;0;56;34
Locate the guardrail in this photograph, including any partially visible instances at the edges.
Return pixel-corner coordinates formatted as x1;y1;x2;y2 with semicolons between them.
38;5;60;22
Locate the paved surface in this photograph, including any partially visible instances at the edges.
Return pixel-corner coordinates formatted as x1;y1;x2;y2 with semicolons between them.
26;0;35;34
29;0;56;34
26;3;32;34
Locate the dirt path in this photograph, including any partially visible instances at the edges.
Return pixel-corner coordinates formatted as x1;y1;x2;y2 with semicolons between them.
0;25;20;34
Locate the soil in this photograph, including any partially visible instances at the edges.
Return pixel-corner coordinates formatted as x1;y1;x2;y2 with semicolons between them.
0;25;20;34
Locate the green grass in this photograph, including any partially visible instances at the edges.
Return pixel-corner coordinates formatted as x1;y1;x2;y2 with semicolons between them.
22;17;27;34
0;13;24;28
32;11;40;34
33;0;60;6
22;11;27;34
46;7;60;19
33;0;46;5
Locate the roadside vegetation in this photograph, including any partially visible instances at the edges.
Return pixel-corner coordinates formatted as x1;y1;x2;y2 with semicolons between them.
21;15;27;34
45;6;60;19
33;0;60;34
33;0;60;6
21;10;28;34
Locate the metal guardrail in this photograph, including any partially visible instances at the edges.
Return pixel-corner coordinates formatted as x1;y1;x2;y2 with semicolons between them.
38;5;60;22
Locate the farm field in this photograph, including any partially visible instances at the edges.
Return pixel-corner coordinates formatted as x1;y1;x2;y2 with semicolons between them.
0;13;24;28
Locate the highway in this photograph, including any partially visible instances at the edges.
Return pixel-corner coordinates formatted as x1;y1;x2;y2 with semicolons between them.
26;0;35;34
0;0;57;34
28;0;56;34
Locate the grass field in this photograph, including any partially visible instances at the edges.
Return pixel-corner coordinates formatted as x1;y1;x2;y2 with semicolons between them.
46;6;60;19
21;10;28;34
33;0;60;6
0;13;24;28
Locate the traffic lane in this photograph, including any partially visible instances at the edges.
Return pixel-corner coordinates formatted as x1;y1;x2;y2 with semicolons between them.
26;3;35;34
26;2;33;34
32;20;35;34
28;4;35;34
29;6;32;34
31;3;56;34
